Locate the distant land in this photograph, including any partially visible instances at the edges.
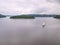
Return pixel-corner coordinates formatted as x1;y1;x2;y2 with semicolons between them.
10;14;60;19
54;15;60;19
0;14;6;18
10;15;35;19
23;14;56;17
0;14;60;19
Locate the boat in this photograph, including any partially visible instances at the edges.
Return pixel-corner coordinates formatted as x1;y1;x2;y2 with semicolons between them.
42;22;46;28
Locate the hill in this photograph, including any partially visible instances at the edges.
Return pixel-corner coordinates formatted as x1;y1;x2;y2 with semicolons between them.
0;14;6;18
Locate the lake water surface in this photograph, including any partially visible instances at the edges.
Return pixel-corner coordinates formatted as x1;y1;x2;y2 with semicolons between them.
0;17;60;45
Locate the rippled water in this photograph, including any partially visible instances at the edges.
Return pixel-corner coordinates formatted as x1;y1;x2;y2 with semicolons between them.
0;17;60;45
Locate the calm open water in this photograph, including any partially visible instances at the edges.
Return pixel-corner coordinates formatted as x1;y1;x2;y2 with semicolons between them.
0;17;60;45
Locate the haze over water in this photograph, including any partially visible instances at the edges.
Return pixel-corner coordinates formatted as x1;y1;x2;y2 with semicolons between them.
0;17;60;45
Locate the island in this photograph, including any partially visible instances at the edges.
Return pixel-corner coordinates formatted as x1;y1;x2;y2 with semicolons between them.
10;14;60;19
0;14;6;18
54;15;60;19
10;15;35;19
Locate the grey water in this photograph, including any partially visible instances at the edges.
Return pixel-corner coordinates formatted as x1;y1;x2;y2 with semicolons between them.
0;17;60;45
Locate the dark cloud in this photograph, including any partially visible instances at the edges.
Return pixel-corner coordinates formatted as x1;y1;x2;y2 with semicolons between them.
47;0;60;3
32;8;49;14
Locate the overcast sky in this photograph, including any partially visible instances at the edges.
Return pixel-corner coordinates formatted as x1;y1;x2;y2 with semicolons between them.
0;0;60;15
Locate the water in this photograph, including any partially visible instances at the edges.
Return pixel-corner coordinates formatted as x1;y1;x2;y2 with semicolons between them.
0;17;60;45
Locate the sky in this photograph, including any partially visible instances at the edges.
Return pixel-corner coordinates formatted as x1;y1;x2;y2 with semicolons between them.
0;0;60;15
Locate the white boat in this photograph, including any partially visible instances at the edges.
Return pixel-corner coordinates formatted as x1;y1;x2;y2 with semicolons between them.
42;22;46;28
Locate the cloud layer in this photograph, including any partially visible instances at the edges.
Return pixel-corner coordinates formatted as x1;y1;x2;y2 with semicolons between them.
0;0;60;15
47;0;60;3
